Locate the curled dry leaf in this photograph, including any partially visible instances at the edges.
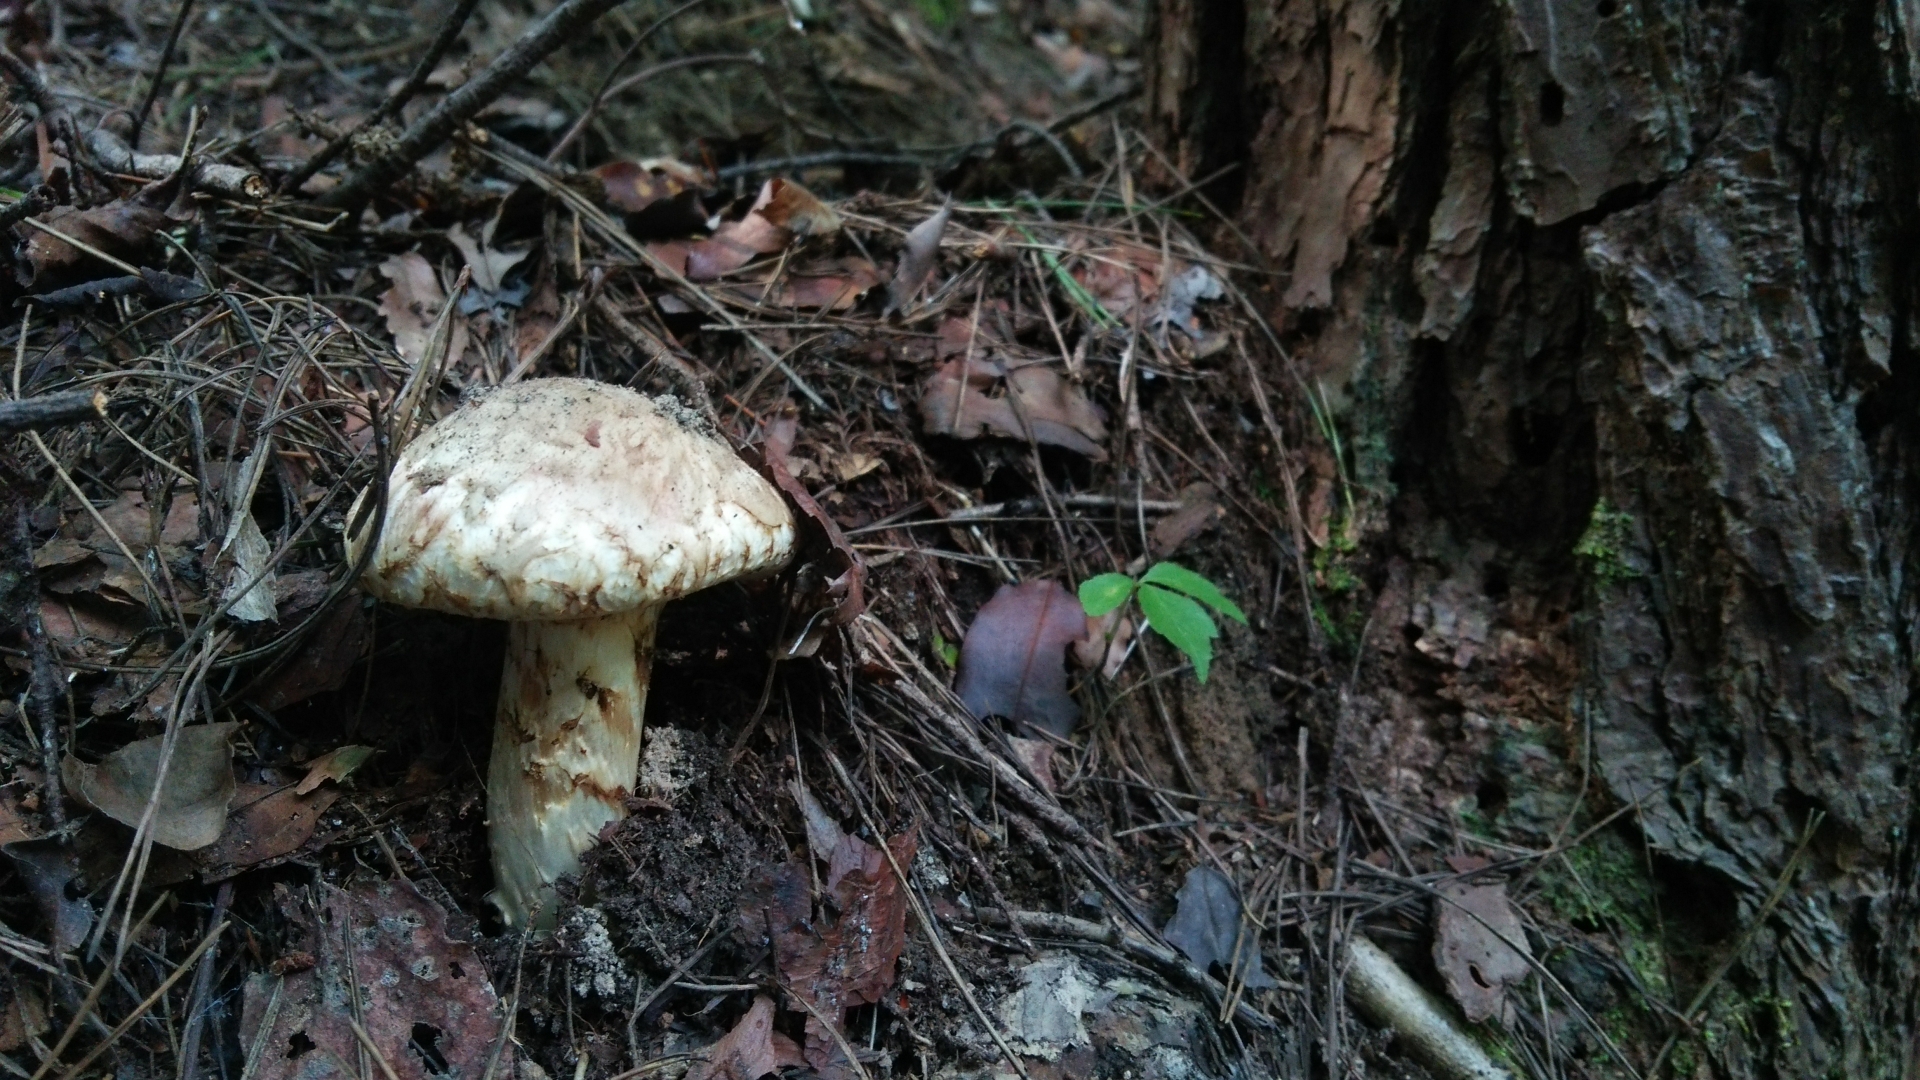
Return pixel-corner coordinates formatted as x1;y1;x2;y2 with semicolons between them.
295;745;377;795
447;223;531;300
218;510;277;622
1072;608;1133;679
378;253;469;366
241;879;505;1080
755;178;842;237
1007;736;1058;793
1163;865;1278;989
920;356;1109;459
590;159;702;214
17;200;170;289
886;201;951;315
685;180;802;281
955;579;1088;738
789;778;844;867
739;828;917;1076
686;996;807;1080
64;721;239;851
748;416;867;626
1432;855;1530;1022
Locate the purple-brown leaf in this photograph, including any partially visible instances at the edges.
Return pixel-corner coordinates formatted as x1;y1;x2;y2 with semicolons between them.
955;579;1087;737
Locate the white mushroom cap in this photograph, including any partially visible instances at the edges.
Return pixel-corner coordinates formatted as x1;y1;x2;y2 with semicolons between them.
351;379;795;617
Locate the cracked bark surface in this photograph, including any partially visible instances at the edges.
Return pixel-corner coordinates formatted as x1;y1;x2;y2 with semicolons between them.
1150;0;1920;1072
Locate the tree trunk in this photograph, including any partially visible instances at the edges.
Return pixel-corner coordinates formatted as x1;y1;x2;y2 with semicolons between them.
1148;0;1920;1074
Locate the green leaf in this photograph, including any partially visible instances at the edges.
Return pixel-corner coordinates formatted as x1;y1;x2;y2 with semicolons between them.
1137;584;1218;682
1078;573;1137;617
1142;562;1247;624
933;632;959;669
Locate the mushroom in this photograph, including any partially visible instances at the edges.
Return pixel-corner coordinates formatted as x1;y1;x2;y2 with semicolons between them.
347;378;795;927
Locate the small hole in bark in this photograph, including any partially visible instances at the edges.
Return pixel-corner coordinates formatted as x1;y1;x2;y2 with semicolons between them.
1540;82;1567;124
410;1024;450;1074
286;1033;316;1060
450;962;465;978
1596;0;1618;15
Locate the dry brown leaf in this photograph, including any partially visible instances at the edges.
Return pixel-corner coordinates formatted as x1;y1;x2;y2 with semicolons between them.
1072;609;1133;679
0;785;41;846
1007;736;1058;793
447;223;531;297
254;600;368;711
886;201;950;314
295;745;377;795
0;985;47;1054
919;356;1108;459
19;200;170;289
1162;866;1278;989
1150;483;1224;558
240;879;505;1080
739;829;917;1076
644;240;693;277
1071;243;1165;320
3;841;93;949
38;596;144;655
1432;855;1531;1022
378;253;469;365
755;178;842;237
64;722;239;851
753;258;884;311
590;160;696;213
198;782;342;873
686;215;791;281
751;416;867;626
686;996;806;1080
955;579;1088;738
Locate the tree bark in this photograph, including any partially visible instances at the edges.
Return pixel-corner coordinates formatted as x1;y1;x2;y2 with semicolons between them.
1148;0;1920;1074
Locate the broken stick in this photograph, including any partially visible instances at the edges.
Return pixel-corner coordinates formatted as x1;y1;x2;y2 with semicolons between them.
0;389;110;435
324;0;633;211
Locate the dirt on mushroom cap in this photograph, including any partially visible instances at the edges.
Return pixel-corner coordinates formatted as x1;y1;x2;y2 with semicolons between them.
351;378;796;621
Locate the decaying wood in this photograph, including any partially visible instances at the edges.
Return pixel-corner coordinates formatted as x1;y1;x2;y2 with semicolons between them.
1149;0;1920;1073
0;388;109;435
85;129;267;200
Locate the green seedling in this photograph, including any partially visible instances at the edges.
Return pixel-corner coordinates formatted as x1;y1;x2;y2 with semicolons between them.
1079;562;1246;682
932;630;959;669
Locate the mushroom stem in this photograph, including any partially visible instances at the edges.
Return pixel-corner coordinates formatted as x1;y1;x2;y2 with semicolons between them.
487;603;660;927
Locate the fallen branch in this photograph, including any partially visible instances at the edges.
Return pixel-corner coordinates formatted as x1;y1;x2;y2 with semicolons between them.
279;0;483;194
1344;935;1511;1080
325;0;634;210
85;129;267;200
0;389;109;435
0;46;76;153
